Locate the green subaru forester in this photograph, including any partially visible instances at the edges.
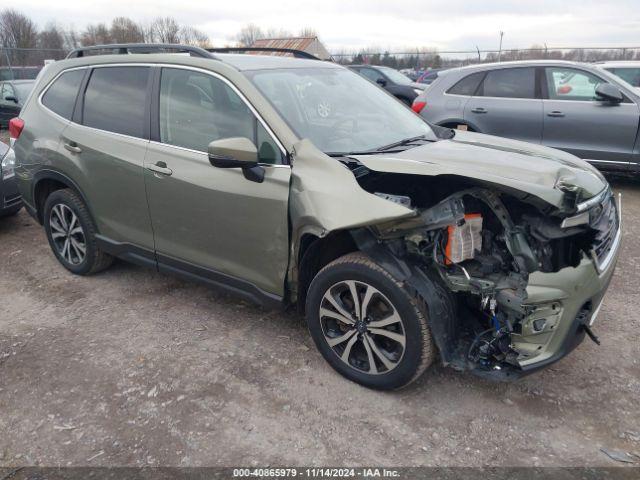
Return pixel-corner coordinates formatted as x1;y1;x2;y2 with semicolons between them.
10;44;621;389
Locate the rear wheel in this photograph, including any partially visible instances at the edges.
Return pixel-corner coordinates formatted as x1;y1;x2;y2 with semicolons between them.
43;189;113;275
305;253;435;390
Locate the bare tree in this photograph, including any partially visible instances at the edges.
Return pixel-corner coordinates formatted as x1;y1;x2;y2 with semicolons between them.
38;23;64;50
110;17;144;43
81;23;112;46
236;23;263;47
298;27;318;38
150;17;180;44
264;27;293;39
0;9;38;63
180;26;210;48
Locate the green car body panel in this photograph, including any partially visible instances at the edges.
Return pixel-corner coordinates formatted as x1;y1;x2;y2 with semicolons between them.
12;51;621;381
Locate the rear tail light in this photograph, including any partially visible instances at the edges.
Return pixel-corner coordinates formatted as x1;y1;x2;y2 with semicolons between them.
412;101;426;114
9;117;24;141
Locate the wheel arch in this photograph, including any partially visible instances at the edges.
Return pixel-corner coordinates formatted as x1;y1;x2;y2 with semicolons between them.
295;230;358;314
32;169;94;225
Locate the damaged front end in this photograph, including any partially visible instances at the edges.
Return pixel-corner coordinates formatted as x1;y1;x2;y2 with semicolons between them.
289;138;621;380
351;181;621;380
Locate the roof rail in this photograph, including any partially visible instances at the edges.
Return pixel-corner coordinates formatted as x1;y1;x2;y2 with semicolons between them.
66;43;218;59
207;47;321;60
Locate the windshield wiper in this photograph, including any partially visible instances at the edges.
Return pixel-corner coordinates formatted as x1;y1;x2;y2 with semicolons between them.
374;134;428;152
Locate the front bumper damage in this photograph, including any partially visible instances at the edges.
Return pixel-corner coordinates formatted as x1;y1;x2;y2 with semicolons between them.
470;194;622;381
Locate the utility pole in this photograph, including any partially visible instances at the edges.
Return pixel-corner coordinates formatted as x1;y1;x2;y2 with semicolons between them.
498;31;504;62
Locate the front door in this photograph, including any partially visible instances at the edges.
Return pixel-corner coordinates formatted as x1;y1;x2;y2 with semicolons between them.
143;67;291;297
542;66;639;171
0;83;20;126
464;67;543;144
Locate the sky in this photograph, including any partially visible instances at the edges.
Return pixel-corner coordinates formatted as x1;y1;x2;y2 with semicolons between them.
13;0;640;53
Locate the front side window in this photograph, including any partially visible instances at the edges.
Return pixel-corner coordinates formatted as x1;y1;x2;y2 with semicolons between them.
604;67;640;87
42;69;85;120
378;66;413;86
359;68;385;84
479;68;536;99
82;67;149;138
159;68;282;164
246;67;435;155
545;67;603;101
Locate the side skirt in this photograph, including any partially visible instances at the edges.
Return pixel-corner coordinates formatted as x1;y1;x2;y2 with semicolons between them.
95;235;284;309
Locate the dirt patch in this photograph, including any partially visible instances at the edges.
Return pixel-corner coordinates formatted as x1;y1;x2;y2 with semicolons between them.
0;179;639;467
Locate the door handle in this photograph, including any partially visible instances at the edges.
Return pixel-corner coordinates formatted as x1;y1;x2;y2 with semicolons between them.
64;142;82;154
471;107;488;114
146;161;173;176
547;111;565;117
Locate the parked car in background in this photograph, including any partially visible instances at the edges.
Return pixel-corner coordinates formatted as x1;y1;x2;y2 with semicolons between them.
12;44;619;389
0;140;22;217
414;60;640;174
416;68;446;85
597;61;640;88
0;80;35;129
349;65;425;105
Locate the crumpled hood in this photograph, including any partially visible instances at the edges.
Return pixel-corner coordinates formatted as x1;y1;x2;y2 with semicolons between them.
351;130;607;209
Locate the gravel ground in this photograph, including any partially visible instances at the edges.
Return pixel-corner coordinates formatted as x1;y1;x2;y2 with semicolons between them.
0;170;639;468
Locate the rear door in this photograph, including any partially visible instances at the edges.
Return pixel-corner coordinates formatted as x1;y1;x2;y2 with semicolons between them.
464;67;543;143
59;65;155;251
542;66;639;170
143;66;291;298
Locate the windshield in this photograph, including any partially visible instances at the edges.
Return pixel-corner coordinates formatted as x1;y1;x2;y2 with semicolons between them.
13;83;34;101
246;67;435;154
605;67;640;87
378;66;413;86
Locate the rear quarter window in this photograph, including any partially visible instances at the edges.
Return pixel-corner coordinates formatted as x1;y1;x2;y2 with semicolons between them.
446;72;485;96
41;70;85;120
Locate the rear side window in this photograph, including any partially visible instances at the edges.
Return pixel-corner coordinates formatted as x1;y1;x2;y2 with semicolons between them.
82;67;149;138
479;68;536;99
42;70;85;120
447;72;485;96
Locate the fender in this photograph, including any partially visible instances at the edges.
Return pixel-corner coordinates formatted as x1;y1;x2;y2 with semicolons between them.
32;168;96;225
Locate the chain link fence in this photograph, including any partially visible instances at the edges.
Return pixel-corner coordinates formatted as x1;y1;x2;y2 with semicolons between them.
2;45;640;80
1;47;67;80
331;46;640;69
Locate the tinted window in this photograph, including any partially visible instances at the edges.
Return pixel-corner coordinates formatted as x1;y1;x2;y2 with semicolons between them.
42;70;84;120
545;67;603;101
359;68;385;84
480;68;535;98
447;72;485;96
605;67;640;87
83;67;149;138
159;68;281;163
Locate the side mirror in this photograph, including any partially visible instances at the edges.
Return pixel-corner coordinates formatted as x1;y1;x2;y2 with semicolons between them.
208;137;264;183
595;83;623;103
376;78;387;87
4;95;18;103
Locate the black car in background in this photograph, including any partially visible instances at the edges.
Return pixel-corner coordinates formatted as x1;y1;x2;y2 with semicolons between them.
0;80;35;129
0;141;22;217
349;65;425;105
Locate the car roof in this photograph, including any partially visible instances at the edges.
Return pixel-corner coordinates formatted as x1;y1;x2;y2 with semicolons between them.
596;61;640;68
217;53;341;71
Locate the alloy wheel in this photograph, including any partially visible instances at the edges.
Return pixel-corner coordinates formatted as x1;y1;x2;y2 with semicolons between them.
49;204;86;265
319;280;406;375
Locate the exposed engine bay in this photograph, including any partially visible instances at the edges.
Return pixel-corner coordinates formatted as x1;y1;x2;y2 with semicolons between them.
344;163;619;377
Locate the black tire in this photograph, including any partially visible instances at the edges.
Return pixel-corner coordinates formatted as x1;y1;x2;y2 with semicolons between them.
305;252;435;390
43;188;113;275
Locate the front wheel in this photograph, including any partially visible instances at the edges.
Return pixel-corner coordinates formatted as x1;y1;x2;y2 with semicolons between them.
305;253;436;390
